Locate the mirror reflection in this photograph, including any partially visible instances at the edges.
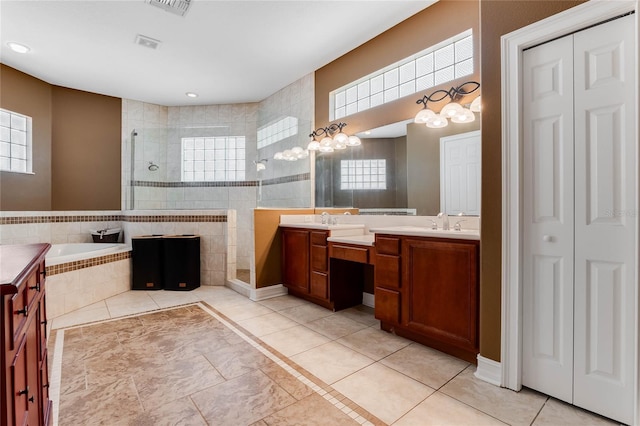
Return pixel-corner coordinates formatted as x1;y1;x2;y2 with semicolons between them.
315;116;480;216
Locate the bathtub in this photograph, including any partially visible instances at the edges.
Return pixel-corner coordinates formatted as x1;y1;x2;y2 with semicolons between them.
45;243;132;319
46;243;130;266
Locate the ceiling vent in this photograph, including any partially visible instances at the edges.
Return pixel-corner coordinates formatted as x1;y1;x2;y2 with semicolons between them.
135;34;162;50
147;0;192;17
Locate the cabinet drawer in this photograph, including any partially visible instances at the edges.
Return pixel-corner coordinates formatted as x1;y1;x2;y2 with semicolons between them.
374;287;401;324
376;236;401;255
311;245;328;272
375;254;401;289
330;244;369;264
310;272;328;299
311;231;328;246
10;287;29;348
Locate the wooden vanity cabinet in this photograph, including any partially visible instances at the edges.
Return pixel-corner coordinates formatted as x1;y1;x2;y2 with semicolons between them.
1;244;52;426
374;234;479;363
282;228;332;309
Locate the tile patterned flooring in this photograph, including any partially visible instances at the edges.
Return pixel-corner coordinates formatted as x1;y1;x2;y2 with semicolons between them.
49;286;621;425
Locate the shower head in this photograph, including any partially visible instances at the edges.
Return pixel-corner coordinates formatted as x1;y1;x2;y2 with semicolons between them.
148;161;159;171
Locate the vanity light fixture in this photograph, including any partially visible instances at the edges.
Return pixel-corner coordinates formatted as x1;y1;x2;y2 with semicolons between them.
272;146;309;162
254;158;268;171
414;81;480;129
307;122;361;153
7;42;30;54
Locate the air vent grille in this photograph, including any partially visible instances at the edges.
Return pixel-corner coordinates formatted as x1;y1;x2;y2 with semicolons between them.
135;34;162;50
147;0;192;17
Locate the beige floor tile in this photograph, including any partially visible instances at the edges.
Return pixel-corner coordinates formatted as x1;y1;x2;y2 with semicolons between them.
51;301;111;329
334;305;379;327
380;343;469;389
215;299;275;321
279;303;335;324
236;311;300;337
441;366;548;426
191;369;296;425
262;393;359;425
106;299;161;318
533;398;619;426
305;314;369;340
260;362;315;401
259;294;309;311
291;341;374;384
146;289;201;308
204;340;274;380
128;395;207;426
333;363;435;425
337;326;411;360
260;324;331;357
395;392;507;426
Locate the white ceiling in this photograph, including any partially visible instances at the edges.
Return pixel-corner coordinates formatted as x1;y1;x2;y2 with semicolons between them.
0;0;434;106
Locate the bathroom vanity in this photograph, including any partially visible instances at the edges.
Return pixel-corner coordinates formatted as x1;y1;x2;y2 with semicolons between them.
1;243;52;426
280;223;368;310
371;227;480;363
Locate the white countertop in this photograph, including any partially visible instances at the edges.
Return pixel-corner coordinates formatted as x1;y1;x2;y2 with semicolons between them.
369;225;480;241
327;234;375;246
279;223;366;237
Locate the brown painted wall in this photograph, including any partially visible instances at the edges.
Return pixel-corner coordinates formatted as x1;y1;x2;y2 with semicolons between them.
479;0;586;362
314;0;588;363
51;87;121;210
0;65;52;210
315;0;480;134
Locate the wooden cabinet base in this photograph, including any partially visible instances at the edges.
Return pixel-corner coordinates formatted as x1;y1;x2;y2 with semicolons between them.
381;321;478;364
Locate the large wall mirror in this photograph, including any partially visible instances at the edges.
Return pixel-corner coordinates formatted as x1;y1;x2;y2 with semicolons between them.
315;116;481;216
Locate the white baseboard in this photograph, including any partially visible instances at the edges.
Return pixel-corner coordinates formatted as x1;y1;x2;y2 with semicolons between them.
474;354;502;387
225;279;288;302
362;292;375;308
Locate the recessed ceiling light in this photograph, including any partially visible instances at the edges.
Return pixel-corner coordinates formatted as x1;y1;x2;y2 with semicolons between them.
185;92;198;98
7;42;30;54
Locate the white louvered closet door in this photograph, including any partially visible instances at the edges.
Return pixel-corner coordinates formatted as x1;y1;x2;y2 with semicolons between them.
522;14;636;425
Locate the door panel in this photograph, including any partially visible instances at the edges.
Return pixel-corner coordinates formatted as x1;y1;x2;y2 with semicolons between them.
573;14;635;424
522;33;575;403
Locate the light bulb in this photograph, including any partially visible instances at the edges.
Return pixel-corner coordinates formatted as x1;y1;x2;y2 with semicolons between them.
426;114;449;129
414;108;436;123
273;152;284;160
333;132;349;144
440;102;464;118
346;135;361;146
307;140;320;151
470;96;482;112
320;136;333;147
451;108;476;123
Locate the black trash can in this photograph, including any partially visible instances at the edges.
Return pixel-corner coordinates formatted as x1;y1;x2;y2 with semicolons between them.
163;235;200;291
131;235;164;290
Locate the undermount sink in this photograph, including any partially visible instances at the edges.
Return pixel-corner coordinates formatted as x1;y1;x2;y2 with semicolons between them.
369;225;480;240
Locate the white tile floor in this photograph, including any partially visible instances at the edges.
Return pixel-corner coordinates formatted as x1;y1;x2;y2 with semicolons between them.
50;286;623;425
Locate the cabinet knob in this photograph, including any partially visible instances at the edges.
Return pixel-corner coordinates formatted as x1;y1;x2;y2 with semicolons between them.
28;395;34;403
15;306;28;316
542;235;553;242
17;386;29;396
29;283;40;292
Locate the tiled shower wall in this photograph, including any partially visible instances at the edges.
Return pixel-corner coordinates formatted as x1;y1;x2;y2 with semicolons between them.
121;73;315;274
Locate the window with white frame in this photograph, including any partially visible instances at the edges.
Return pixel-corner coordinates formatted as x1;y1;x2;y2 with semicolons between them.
0;108;32;174
331;30;473;120
257;116;298;149
341;159;386;190
181;136;245;181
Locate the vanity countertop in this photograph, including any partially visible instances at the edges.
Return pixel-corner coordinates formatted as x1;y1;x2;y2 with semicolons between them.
327;234;375;246
278;223;366;237
369;225;480;241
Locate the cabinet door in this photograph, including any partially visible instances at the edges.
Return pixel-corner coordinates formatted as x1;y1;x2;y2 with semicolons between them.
374;287;401;324
282;229;310;293
402;238;479;353
11;334;29;426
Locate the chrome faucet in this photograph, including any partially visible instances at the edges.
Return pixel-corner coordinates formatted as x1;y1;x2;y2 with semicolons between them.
428;219;438;230
438;212;449;230
321;211;330;224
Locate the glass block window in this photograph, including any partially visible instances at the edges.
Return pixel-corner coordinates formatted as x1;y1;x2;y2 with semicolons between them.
340;159;386;190
257;116;298;149
331;30;473;120
0;108;32;174
181;136;245;181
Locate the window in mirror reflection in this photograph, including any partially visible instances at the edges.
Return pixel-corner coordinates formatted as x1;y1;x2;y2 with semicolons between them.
340;159;387;190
